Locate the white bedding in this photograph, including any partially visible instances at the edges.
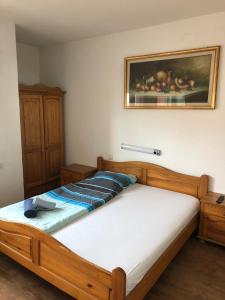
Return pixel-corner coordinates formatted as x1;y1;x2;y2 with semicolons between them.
52;183;199;295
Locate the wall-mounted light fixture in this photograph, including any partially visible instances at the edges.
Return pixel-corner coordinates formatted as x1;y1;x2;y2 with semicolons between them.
121;143;161;156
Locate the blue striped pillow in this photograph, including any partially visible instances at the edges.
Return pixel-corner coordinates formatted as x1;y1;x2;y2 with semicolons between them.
94;171;137;188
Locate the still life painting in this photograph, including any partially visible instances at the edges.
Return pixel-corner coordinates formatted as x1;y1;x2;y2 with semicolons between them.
124;46;220;109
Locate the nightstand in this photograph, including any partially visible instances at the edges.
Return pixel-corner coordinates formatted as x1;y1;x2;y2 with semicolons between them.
61;163;97;185
199;192;225;247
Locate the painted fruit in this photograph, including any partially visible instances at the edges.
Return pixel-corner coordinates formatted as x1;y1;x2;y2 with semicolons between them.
146;76;155;84
170;84;176;91
189;80;195;87
156;87;161;92
156;71;167;81
150;85;156;91
175;78;189;89
167;71;173;84
161;82;167;88
136;83;141;90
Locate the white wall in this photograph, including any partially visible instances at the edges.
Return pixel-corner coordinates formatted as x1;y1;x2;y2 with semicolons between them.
40;12;225;193
0;17;24;206
17;42;40;84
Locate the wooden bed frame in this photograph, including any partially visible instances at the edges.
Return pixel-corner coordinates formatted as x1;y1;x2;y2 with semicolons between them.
0;157;208;300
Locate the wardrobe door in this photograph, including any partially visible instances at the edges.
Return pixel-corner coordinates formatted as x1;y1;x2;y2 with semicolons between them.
20;94;45;197
43;95;64;187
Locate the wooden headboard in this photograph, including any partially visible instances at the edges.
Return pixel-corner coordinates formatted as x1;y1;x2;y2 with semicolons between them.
97;157;208;199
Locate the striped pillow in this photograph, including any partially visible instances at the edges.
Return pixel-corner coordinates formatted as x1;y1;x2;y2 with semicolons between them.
94;171;137;188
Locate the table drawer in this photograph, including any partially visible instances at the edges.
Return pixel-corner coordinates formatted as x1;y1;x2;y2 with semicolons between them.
204;203;225;218
61;170;82;185
204;214;225;246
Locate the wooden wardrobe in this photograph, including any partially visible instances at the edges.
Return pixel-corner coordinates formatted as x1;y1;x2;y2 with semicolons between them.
19;84;65;198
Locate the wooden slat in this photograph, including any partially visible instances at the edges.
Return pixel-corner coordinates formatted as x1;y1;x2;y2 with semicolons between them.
31;238;40;265
37;266;100;300
0;229;31;259
147;177;198;197
40;242;109;300
198;175;208;199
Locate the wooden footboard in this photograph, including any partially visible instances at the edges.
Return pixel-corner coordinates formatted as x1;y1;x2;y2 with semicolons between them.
0;220;126;300
0;215;197;300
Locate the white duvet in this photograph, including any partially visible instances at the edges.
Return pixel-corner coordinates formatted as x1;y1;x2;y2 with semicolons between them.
52;183;199;295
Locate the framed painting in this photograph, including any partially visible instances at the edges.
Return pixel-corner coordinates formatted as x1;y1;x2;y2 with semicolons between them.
124;46;220;109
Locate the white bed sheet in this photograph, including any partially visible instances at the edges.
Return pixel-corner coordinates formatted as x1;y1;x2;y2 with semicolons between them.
52;184;199;295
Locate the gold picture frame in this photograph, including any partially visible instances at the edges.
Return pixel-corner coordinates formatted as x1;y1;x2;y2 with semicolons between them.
124;46;220;109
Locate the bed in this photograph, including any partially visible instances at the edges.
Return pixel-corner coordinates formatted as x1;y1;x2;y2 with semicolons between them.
0;157;208;300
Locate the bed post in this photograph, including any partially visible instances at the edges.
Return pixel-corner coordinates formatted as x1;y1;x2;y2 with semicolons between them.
198;175;208;199
97;156;103;170
111;268;126;300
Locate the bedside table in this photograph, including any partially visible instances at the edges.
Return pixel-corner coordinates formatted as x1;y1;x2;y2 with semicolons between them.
199;192;225;247
61;164;97;185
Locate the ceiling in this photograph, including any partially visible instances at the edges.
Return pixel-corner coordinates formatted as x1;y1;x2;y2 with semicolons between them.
1;0;225;46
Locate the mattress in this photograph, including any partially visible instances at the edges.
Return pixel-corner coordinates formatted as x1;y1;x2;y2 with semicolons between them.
52;183;199;295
